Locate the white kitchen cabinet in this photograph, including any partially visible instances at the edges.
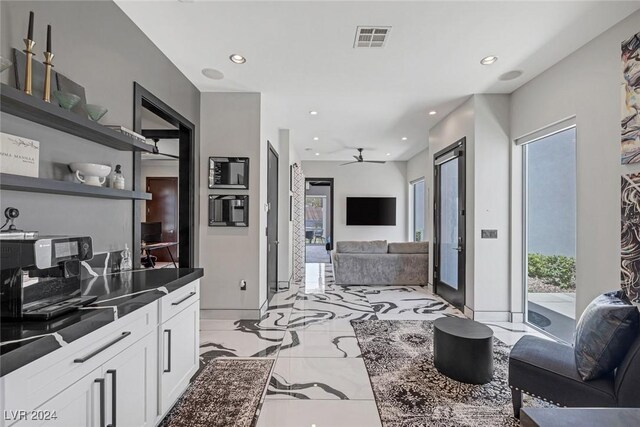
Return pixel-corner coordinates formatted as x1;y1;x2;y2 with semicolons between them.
158;299;199;417
104;331;157;427
12;366;102;427
1;279;201;427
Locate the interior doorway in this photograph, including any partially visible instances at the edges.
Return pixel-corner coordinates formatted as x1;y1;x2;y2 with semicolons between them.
145;177;178;263
133;83;195;268
434;138;466;309
305;178;334;264
267;142;279;302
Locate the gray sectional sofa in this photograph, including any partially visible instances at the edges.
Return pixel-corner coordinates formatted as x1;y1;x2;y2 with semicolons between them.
332;240;429;285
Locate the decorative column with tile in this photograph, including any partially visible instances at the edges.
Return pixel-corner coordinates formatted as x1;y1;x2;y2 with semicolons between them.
292;163;306;283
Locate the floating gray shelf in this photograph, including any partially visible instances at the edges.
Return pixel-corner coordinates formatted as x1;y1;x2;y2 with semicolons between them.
0;173;152;200
0;83;154;152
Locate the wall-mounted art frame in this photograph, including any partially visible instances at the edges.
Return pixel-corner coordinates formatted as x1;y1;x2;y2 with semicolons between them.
209;157;249;189
208;194;249;227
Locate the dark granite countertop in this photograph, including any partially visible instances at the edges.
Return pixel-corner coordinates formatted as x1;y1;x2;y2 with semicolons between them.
0;267;203;377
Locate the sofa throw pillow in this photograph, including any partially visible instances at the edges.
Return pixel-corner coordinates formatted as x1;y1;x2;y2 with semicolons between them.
574;291;639;381
335;240;387;254
388;242;429;254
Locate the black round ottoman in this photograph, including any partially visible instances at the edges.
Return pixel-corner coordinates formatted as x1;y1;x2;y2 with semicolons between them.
433;317;494;384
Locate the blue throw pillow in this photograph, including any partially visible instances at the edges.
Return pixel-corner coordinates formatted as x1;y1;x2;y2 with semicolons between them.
574;291;639;381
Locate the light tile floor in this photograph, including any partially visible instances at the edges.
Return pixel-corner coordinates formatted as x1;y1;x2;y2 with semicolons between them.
199;264;547;427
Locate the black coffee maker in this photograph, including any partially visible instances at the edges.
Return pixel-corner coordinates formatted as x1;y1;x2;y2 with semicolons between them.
0;236;97;320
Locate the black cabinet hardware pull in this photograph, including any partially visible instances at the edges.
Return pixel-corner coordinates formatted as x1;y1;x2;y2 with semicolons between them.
171;291;196;306
74;332;131;363
95;378;105;427
106;369;117;427
164;329;172;373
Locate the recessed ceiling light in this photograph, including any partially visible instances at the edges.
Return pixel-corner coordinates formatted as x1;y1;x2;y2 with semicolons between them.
314;152;320;156
313;137;319;141
201;68;224;80
386;152;391;156
309;111;318;116
229;54;246;64
480;55;498;65
429;110;437;116
401;137;407;141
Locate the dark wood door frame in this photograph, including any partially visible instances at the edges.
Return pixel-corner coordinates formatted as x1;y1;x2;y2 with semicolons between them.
133;82;196;268
433;137;466;310
304;177;335;249
267;141;279;299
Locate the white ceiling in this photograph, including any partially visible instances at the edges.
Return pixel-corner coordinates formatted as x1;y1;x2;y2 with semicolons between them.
116;1;639;161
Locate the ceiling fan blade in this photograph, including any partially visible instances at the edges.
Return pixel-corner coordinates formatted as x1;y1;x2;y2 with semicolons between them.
340;161;359;166
353;155;360;161
364;161;386;164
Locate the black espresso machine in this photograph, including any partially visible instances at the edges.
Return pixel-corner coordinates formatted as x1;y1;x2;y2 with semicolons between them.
0;235;97;320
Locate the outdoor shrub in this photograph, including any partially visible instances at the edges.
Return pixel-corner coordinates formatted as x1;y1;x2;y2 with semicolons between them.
528;253;576;290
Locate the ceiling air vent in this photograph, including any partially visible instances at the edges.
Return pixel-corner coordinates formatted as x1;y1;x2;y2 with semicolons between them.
354;26;391;48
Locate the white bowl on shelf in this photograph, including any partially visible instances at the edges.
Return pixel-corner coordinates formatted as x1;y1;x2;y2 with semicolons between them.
69;162;111;187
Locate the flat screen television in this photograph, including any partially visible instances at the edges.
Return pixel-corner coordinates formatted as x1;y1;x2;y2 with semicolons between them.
346;197;396;226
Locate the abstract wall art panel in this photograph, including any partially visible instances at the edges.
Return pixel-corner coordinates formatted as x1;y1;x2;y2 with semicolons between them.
621;173;640;302
621;32;640;164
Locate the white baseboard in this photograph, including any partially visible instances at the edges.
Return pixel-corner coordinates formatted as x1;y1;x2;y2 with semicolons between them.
472;311;511;322
463;306;512;322
509;312;524;323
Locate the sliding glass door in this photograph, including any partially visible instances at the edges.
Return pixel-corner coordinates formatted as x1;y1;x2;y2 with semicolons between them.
523;126;576;342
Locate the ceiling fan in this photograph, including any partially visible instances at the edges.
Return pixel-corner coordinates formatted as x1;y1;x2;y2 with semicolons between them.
340;148;386;166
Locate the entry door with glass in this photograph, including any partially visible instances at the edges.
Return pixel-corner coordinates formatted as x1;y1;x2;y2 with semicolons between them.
434;138;466;309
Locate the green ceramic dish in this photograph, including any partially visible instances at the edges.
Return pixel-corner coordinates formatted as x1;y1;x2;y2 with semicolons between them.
53;90;81;111
85;104;108;122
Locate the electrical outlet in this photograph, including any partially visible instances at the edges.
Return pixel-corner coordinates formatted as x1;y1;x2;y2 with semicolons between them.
240;280;247;291
481;229;498;239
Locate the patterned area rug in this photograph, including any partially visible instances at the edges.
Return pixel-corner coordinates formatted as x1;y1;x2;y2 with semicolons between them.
160;358;273;427
352;320;544;427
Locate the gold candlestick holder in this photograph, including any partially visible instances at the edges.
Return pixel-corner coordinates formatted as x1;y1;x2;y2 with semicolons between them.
22;38;35;95
43;51;54;103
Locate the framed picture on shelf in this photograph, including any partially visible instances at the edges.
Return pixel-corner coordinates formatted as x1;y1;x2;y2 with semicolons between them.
209;157;249;189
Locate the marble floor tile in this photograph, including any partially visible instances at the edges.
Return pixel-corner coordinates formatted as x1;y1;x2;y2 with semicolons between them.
267;357;374;400
286;317;358;332
200;330;284;358
200;307;292;331
197;263;555;427
256;400;382;427
278;330;362;358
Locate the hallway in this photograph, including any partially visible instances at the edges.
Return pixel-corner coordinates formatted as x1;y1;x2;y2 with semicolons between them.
199;264;546;426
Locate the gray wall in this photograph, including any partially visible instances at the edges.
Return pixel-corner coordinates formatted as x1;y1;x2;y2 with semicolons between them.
0;1;200;253
199;92;263;312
